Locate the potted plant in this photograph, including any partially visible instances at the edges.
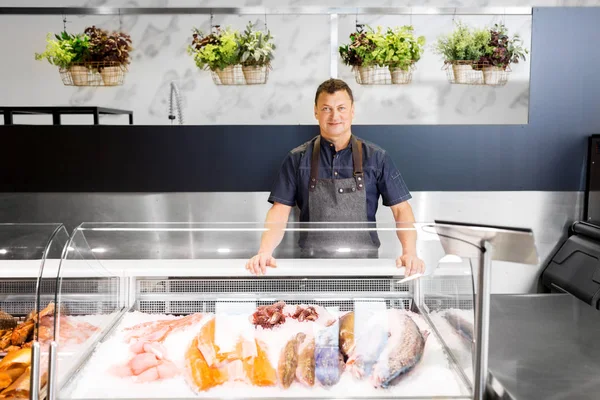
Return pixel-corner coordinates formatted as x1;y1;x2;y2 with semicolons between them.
188;26;243;85
35;31;91;85
238;21;275;84
378;26;425;84
434;21;491;84
84;26;133;86
477;23;528;85
339;25;380;84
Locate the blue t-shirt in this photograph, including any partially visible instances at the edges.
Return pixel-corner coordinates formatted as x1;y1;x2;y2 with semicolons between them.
268;135;412;222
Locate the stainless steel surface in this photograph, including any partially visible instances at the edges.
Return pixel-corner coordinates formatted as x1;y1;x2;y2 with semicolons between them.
30;341;40;400
0;191;583;293
0;7;533;15
136;277;413;313
432;223;538;265
474;241;492;400
48;341;57;400
488;294;600;400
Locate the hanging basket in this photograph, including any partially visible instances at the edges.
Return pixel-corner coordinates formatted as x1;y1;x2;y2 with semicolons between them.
443;61;511;86
241;64;270;85
209;64;270;85
59;61;127;87
352;63;415;85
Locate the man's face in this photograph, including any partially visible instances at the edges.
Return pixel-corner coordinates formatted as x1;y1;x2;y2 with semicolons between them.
314;90;354;141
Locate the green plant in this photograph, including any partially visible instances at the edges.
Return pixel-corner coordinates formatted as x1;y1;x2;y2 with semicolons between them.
339;25;377;67
188;26;240;71
84;26;133;66
378;26;426;71
434;21;491;64
34;31;90;69
238;21;275;67
478;23;528;69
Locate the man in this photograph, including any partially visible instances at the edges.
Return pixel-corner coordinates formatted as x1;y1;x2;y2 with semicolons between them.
246;78;424;276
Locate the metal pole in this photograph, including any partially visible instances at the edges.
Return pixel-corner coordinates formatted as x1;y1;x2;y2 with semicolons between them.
47;341;58;400
30;342;41;400
473;240;493;400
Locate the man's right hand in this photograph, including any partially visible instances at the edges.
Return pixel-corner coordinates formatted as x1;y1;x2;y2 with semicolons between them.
245;252;278;276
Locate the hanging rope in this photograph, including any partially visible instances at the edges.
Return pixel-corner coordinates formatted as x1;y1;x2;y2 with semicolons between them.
264;10;268;32
118;8;122;31
62;13;68;32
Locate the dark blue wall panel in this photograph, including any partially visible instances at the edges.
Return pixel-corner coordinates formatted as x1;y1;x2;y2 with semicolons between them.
0;7;597;192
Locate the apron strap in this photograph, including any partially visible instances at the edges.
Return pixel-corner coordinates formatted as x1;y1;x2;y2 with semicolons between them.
309;135;364;192
351;136;364;191
309;136;321;192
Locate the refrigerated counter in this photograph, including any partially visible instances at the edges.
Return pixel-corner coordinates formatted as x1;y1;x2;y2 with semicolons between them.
0;223;70;399
10;221;532;400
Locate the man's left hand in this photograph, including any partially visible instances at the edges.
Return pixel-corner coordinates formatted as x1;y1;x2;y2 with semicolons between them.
396;254;425;276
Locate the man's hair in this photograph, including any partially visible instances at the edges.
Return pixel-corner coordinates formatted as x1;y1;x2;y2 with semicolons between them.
314;78;354;105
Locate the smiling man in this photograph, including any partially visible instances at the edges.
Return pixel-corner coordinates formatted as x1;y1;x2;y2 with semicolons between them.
246;78;424;276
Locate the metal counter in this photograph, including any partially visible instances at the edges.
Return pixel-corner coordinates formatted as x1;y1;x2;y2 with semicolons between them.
489;294;600;400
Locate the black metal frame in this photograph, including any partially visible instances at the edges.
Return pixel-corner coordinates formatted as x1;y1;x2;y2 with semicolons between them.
584;134;600;224
0;107;133;125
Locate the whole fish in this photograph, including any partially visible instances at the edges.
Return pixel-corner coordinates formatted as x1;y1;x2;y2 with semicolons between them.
277;332;305;389
296;336;315;387
314;346;344;386
338;311;354;359
443;310;473;342
370;309;428;388
346;311;389;379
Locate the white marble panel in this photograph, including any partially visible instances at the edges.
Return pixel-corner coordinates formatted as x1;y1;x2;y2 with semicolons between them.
0;9;530;125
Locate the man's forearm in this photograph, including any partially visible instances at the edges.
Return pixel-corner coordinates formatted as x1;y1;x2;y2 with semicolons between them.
258;204;291;254
391;202;418;255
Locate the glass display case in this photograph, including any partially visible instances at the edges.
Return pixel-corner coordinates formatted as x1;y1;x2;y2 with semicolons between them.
0;223;70;400
43;221;536;400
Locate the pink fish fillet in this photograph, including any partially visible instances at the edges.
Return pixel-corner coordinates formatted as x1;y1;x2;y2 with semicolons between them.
129;353;159;375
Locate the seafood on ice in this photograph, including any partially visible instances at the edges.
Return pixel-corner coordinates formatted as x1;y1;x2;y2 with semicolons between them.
346;309;429;388
0;303;98;399
277;332;305;388
250;301;336;329
185;316;276;392
113;312;205;383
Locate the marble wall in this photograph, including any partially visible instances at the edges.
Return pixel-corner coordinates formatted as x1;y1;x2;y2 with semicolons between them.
1;2;532;125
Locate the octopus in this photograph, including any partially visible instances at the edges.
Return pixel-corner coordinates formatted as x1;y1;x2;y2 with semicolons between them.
290;305;318;322
250;301;286;329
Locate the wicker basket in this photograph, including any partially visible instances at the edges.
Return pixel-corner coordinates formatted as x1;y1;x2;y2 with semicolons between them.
352;63;414;85
444;61;511;86
211;65;245;85
59;61;127;87
241;64;269;85
208;64;270;85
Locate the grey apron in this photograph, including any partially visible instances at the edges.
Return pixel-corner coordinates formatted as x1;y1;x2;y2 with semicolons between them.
302;135;378;258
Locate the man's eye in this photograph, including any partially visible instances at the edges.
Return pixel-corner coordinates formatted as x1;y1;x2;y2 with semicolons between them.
339;107;346;111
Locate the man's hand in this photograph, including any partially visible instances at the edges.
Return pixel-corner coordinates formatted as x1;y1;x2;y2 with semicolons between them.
245;252;278;276
396;254;425;277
